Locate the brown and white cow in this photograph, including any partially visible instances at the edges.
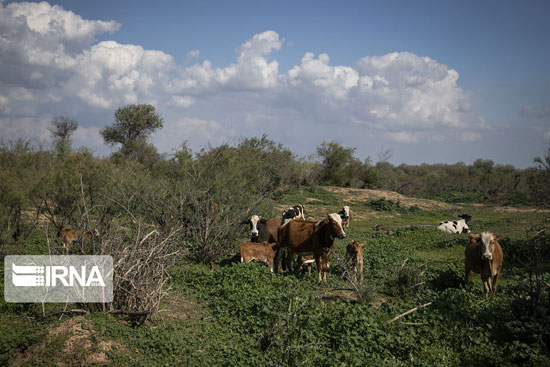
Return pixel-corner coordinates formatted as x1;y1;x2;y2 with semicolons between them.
276;213;346;282
240;241;278;272
60;227;99;254
465;232;503;298
346;241;364;282
338;206;352;229
373;224;393;236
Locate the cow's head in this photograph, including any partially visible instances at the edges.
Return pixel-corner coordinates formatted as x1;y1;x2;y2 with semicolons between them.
328;213;346;239
247;215;262;238
265;242;279;252
282;207;297;221
459;214;472;223
346;240;364;255
339;206;350;219
470;232;501;260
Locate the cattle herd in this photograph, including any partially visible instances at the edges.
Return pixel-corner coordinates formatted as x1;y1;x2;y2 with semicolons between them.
240;205;503;298
57;203;502;298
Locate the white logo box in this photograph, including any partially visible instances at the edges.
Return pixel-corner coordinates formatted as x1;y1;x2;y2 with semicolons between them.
4;255;113;303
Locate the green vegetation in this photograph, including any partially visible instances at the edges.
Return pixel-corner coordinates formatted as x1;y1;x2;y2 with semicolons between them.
367;197;420;213
1;105;549;366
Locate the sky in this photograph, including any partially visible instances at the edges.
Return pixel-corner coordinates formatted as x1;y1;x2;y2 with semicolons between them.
0;0;549;167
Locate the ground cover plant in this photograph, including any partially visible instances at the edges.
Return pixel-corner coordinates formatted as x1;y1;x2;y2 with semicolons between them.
2;188;550;366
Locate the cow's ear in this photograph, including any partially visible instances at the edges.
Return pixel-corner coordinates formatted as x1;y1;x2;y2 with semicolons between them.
240;220;250;225
358;242;365;247
468;234;481;243
259;217;267;224
494;234;502;241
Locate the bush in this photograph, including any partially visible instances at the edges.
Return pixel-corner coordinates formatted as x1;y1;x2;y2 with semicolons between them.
367;198;421;213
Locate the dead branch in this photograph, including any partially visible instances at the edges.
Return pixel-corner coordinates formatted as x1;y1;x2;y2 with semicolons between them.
387;302;433;324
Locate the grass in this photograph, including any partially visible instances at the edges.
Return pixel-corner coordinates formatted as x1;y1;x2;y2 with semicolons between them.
1;186;550;366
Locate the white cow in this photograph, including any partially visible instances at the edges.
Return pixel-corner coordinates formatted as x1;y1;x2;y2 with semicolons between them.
437;219;470;234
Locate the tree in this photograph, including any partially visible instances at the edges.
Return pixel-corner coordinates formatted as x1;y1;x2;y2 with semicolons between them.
101;104;164;160
49;115;78;157
317;141;362;187
529;144;550;207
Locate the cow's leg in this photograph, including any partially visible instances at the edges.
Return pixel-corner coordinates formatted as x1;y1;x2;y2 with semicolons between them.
352;263;357;282
359;261;364;283
465;265;473;285
481;274;489;298
492;269;501;294
285;252;294;274
321;256;330;282
273;248;281;274
315;255;322;282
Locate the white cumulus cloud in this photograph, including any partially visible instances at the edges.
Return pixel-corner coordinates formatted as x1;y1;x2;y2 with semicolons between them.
0;2;482;157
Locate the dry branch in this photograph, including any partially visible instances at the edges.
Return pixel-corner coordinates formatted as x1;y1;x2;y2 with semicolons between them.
387;302;432;324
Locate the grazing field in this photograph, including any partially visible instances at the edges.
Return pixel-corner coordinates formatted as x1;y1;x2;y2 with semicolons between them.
1;186;549;366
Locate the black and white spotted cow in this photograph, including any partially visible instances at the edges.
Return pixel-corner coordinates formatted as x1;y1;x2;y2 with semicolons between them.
282;204;306;224
437;214;471;234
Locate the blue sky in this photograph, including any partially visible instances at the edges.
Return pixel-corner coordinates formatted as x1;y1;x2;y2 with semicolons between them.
1;0;549;167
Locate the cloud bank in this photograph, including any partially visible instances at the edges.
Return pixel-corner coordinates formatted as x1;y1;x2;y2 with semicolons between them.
4;1;536;165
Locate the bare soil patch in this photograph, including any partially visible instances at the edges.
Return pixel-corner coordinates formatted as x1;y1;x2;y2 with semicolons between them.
316;288;387;309
160;293;206;320
494;207;550;213
323;186;457;211
13;316;126;367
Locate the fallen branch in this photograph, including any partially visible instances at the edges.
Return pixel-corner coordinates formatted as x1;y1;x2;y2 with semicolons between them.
41;309;89;319
387;301;432;324
108;310;152;316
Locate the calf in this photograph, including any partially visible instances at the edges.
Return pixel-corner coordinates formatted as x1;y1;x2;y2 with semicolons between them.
346;241;364;282
437;219;470;234
338;206;352;229
465;232;503;298
60;227;98;254
240;242;278;272
373;224;393;236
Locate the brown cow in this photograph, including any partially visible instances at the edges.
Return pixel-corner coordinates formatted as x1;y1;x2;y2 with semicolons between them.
465;232;503;298
373;224;393;236
60;228;98;254
338;206;352;229
346;241;364;282
240;241;278;272
276;213;346;282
